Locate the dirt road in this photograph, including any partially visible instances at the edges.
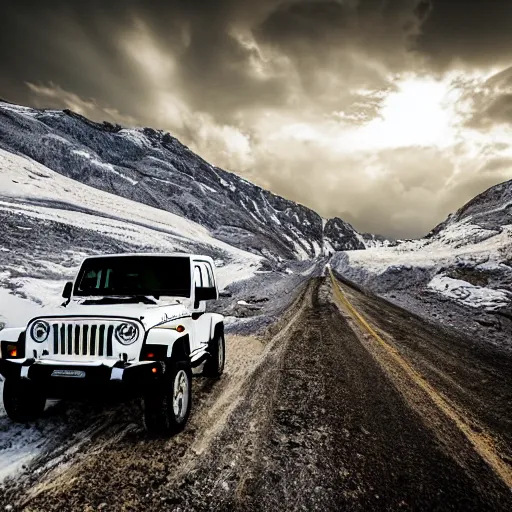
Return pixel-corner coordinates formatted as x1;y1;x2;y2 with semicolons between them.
1;277;511;510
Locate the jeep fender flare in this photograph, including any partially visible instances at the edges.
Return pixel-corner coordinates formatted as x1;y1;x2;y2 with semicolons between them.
144;328;190;360
169;334;190;362
209;313;224;342
0;328;26;359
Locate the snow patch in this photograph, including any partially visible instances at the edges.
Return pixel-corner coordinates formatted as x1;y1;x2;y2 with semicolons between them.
197;182;217;194
0;288;45;328
117;129;152;149
72;149;138;185
428;275;510;310
219;178;236;193
269;213;281;225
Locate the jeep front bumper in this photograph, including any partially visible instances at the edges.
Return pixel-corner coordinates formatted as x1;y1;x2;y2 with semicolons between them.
0;358;164;399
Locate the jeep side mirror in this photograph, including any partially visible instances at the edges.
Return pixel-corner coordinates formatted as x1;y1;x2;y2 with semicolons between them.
62;281;73;299
193;286;217;309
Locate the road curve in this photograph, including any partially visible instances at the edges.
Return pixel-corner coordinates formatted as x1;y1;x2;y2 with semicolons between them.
1;277;511;511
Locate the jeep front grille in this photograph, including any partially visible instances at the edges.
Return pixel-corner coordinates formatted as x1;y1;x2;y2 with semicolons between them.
50;322;114;357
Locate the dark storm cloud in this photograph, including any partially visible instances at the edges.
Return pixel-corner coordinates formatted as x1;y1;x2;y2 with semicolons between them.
416;0;512;70
258;0;420;63
0;0;423;124
0;0;154;117
254;0;423;105
2;0;503;118
0;0;287;125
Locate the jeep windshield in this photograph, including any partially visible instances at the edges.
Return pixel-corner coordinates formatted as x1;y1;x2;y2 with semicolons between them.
74;256;191;298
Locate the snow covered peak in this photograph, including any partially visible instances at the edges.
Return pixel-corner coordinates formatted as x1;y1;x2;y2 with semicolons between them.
428;178;512;241
452;179;512;227
323;218;365;253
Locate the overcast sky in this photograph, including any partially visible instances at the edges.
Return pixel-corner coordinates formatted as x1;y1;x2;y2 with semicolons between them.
2;0;512;237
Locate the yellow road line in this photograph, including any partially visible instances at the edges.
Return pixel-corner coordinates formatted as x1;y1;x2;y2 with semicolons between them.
329;269;512;489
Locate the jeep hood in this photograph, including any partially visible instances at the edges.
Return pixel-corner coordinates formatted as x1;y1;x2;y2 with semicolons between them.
25;300;191;331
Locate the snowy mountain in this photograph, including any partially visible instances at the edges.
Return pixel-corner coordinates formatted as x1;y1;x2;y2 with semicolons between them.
427;179;512;242
323;218;366;252
0;101;364;260
332;178;512;350
2;100;510;347
360;233;396;248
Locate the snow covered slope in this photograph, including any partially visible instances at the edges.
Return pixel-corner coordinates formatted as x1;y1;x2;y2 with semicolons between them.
427;179;512;240
0;148;262;328
332;178;512;348
333;221;512;306
0;101;363;260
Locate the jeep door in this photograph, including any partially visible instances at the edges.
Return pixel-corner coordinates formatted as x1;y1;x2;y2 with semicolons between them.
192;263;213;353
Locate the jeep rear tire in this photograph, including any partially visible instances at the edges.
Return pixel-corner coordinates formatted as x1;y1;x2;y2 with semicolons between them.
203;328;225;378
3;378;46;422
143;362;192;436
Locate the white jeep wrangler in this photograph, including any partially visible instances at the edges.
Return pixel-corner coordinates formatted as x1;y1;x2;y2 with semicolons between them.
0;253;225;436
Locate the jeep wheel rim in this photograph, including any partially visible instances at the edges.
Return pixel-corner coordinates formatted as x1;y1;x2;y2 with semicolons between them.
218;337;224;370
173;370;189;422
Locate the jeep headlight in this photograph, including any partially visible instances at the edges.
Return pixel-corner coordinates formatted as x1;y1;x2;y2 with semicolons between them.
31;321;50;343
115;322;139;345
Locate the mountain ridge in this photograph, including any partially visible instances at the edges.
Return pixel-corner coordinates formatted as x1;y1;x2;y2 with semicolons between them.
2;100;509;260
0;101;378;260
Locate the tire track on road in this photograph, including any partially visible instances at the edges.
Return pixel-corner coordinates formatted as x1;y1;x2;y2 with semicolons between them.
330;269;512;492
232;277;510;510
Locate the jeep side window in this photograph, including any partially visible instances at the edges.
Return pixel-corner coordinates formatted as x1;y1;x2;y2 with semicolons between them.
194;265;204;287
195;263;213;288
104;268;112;288
203;263;214;288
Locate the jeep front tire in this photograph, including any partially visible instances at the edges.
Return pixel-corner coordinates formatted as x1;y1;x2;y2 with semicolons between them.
143;361;192;436
3;378;46;422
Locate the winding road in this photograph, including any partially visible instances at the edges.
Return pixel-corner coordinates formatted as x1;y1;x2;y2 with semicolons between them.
1;276;511;511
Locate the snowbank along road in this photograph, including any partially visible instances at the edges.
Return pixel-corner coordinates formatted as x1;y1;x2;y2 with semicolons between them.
1;275;512;511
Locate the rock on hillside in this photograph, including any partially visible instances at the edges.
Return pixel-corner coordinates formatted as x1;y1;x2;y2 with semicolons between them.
323;218;365;252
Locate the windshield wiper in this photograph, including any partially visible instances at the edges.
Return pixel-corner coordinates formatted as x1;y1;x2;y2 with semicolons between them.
82;295;158;305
